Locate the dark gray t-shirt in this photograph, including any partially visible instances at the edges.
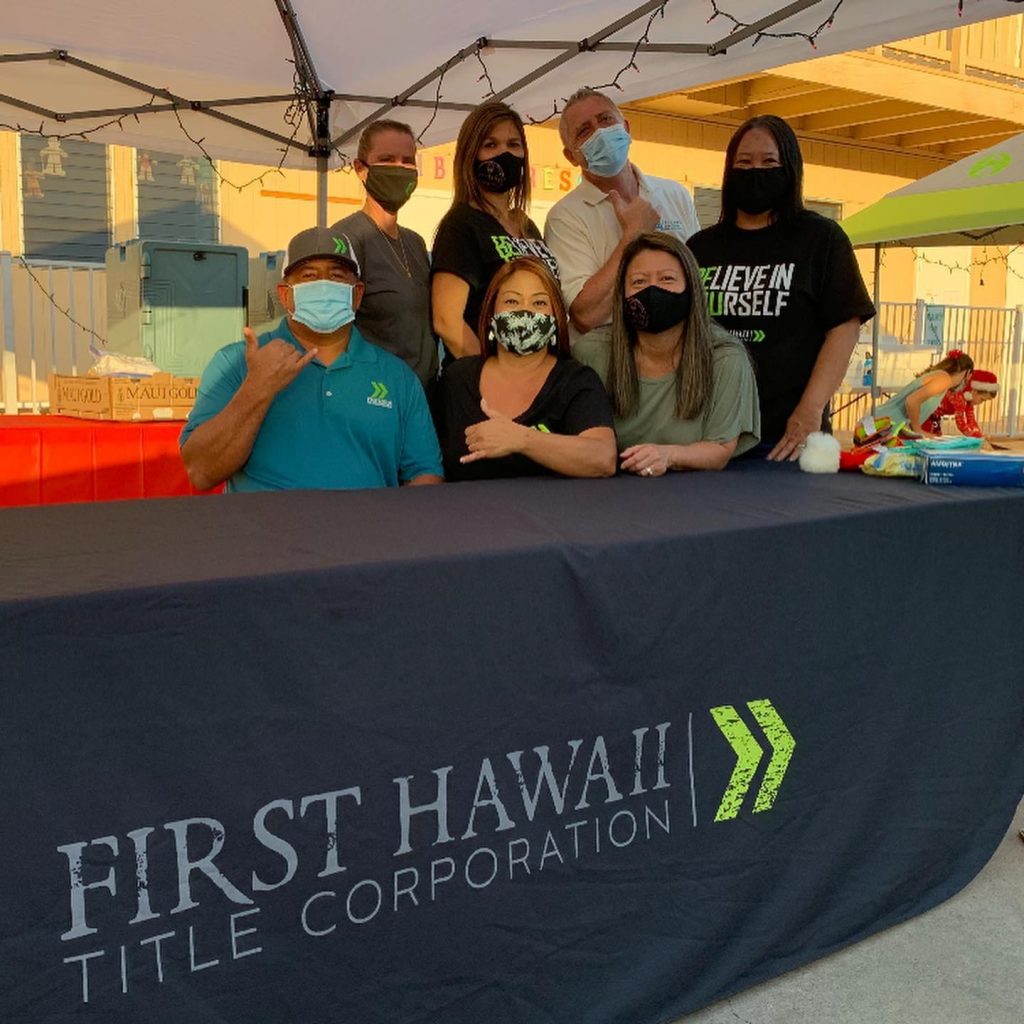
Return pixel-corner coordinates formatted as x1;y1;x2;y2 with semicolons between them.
331;210;438;387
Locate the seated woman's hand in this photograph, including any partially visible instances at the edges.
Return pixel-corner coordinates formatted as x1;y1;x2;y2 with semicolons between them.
461;399;529;464
620;443;670;477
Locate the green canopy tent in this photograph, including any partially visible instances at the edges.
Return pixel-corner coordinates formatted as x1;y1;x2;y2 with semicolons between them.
840;134;1024;433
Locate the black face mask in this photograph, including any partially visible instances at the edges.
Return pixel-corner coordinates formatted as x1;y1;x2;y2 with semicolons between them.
364;165;418;213
625;285;692;334
474;151;525;194
725;166;789;216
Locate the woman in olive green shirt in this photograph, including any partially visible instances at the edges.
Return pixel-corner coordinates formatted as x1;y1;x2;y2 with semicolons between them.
574;231;760;475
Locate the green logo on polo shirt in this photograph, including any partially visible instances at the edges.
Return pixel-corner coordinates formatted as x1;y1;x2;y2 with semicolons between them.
367;380;393;409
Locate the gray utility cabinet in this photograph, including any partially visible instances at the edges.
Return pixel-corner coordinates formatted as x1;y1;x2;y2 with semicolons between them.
248;250;286;335
105;239;248;376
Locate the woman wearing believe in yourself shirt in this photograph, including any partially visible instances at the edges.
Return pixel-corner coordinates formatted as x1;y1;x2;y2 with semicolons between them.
431;100;559;361
687;115;875;461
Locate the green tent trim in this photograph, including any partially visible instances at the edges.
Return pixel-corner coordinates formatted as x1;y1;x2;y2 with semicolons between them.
842;180;1024;247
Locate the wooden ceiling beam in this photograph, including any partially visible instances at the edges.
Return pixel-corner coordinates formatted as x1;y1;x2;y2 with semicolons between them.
855;110;990;140
898;120;1021;148
941;133;1019;158
741;76;832;106
745;87;879;121
678;82;749;110
771;53;1024;123
799;99;925;133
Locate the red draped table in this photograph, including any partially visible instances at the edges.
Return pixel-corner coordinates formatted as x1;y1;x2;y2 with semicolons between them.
0;415;220;506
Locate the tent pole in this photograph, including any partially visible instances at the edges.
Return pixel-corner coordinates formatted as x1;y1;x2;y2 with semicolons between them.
276;0;333;226
871;242;882;415
316;157;328;228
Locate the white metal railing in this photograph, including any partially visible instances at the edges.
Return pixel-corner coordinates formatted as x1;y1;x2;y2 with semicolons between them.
833;300;1024;438
0;252;107;413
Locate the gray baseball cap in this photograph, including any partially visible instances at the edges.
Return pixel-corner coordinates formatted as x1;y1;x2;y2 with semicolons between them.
283;226;361;278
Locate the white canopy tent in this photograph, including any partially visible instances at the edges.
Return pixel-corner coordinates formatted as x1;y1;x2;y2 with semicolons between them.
0;0;1015;224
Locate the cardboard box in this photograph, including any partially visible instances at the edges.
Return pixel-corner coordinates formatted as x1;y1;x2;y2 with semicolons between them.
47;374;110;420
921;451;1024;487
49;373;199;421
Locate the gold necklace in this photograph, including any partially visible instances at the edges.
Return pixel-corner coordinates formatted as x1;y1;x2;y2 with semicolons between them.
373;221;412;278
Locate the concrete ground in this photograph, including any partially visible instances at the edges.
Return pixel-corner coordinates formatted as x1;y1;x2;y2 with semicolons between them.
674;799;1024;1024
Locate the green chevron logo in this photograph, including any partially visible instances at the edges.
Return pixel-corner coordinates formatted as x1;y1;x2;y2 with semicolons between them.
752;329;766;343
969;152;1011;178
710;699;795;822
367;380;393;409
333;236;348;254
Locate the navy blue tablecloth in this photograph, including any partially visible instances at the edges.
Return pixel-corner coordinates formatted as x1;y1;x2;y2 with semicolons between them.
2;463;1023;1024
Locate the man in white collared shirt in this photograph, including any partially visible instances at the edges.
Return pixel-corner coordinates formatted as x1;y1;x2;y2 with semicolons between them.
544;88;699;347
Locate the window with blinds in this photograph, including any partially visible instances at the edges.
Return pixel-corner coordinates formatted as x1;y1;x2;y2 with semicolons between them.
20;135;111;263
137;150;219;244
692;186;842;229
693;186;722;230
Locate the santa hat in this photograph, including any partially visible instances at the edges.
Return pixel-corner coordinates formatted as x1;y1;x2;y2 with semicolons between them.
966;369;998;400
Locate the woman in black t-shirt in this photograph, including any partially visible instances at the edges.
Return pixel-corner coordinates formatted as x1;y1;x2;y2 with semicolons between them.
687;115;875;461
437;257;616;481
431;101;559;361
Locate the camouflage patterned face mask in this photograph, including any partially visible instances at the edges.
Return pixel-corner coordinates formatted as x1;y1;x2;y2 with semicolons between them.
488;310;558;355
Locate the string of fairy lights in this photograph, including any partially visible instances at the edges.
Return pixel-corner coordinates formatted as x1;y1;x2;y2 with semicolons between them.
880;243;1024;286
2;0;1016;350
707;0;844;48
520;2;672;127
1;0;983;184
1;0;859;176
16;256;110;347
2;63;344;197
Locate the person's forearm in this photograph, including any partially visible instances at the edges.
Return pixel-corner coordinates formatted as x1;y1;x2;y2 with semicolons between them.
520;430;617;478
568;238;631;335
403;474;444;486
454;323;482;358
958;405;982;437
795;319;861;422
904;393;927;432
666;440;736;471
435;316;480;359
181;382;274;490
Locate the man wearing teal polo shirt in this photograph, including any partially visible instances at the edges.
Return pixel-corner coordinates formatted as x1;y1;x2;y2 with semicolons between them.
181;226;443;492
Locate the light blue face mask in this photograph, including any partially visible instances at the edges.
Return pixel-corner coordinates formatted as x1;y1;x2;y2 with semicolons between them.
579;123;631;178
290;280;355;334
